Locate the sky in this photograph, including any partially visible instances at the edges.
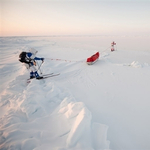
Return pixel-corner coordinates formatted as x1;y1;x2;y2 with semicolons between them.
0;0;150;36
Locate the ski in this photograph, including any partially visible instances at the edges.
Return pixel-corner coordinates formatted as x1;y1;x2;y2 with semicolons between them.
27;73;53;80
42;73;54;76
27;73;60;81
39;73;60;80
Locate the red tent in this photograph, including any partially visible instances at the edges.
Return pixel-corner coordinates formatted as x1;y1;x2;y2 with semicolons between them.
86;52;100;65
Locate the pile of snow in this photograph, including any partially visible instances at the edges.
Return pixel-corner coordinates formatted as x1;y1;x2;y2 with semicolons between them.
130;61;142;68
0;36;150;150
129;61;150;68
0;73;109;150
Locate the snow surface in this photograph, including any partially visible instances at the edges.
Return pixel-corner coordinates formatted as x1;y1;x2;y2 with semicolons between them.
0;36;150;150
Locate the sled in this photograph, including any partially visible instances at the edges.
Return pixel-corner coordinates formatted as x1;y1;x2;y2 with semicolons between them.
86;52;100;65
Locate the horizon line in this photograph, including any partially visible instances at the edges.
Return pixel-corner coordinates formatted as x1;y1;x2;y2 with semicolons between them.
0;34;149;38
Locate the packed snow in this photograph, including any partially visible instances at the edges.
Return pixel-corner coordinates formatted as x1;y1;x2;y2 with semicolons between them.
0;36;150;150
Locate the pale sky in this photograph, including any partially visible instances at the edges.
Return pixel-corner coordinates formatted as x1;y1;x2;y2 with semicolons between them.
0;0;150;36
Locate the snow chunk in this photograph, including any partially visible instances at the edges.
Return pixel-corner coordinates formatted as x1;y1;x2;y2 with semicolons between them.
59;98;85;119
92;123;110;150
130;61;142;68
21;138;39;150
66;107;92;148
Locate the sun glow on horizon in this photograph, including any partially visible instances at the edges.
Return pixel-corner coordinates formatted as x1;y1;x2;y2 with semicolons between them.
1;0;150;37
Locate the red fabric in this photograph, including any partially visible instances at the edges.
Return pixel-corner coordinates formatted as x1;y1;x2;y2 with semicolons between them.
111;41;116;46
87;52;99;62
111;48;114;51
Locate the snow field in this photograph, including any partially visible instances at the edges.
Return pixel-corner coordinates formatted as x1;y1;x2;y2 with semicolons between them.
0;36;150;150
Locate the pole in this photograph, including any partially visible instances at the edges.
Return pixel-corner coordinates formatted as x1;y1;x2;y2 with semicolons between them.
36;61;43;75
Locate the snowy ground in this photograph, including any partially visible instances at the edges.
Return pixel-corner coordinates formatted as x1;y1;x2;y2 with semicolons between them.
0;36;150;150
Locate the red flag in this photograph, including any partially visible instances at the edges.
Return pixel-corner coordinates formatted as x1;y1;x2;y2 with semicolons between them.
111;41;116;46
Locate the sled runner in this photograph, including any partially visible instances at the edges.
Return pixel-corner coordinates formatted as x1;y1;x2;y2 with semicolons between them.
86;52;100;65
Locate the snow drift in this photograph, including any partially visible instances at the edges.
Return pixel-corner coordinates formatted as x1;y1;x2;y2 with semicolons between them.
0;73;109;150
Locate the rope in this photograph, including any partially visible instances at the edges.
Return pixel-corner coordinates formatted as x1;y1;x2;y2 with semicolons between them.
45;58;85;63
100;46;111;53
45;45;115;63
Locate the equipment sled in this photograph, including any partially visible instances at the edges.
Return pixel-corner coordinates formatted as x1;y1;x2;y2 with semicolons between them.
86;52;100;65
